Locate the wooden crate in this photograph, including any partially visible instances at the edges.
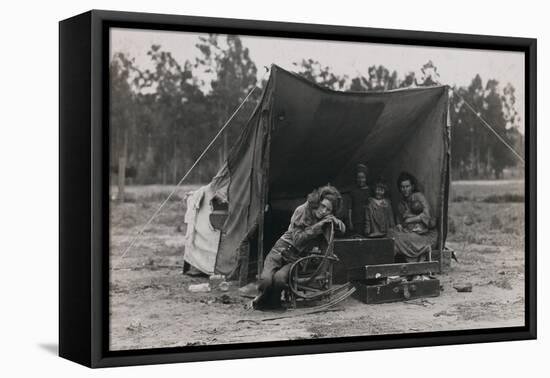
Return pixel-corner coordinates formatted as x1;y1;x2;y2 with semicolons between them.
431;249;453;272
348;261;440;281
355;278;440;304
332;238;394;284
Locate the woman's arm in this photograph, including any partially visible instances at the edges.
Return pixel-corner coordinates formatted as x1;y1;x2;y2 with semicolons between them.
287;205;322;246
329;215;346;235
290;222;324;246
396;201;407;226
385;200;395;228
404;214;422;224
291;215;345;246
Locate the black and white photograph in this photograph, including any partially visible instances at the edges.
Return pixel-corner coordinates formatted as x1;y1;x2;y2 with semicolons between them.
108;26;528;351
3;0;547;374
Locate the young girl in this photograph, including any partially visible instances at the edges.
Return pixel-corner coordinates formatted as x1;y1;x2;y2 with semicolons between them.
365;180;395;237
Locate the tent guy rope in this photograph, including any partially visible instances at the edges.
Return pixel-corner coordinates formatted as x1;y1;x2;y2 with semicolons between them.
117;84;261;263
432;76;524;164
451;89;525;165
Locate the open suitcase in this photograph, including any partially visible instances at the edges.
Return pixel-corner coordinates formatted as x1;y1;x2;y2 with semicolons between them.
333;238;441;304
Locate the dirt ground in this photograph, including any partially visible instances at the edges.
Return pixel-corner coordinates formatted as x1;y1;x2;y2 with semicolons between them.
109;181;525;351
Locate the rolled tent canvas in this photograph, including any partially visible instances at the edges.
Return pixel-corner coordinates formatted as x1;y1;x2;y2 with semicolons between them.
183;65;450;276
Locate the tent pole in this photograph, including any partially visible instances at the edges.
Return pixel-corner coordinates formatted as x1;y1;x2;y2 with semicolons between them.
439;90;451;273
440;142;451;273
257;110;273;278
258;202;265;278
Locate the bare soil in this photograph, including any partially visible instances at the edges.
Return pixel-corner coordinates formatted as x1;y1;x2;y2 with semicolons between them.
109;181;525;351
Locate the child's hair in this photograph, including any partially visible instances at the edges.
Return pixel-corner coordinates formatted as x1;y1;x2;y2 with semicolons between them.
374;178;388;196
410;200;424;215
356;163;368;175
374;181;388;192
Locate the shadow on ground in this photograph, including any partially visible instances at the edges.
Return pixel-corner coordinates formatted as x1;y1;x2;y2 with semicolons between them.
38;343;58;355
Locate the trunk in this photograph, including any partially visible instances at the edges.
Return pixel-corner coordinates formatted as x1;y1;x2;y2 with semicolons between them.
223;132;228;163
117;129;128;202
172;139;179;184
475;145;481;178
355;279;440;304
485;148;493;178
161;146;167;185
222;104;230;166
470;137;477;178
217;110;229;169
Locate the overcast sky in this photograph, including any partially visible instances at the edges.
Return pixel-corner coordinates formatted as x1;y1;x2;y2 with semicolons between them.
110;28;525;133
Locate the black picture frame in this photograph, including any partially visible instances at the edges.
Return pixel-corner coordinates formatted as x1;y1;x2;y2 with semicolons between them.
59;9;537;368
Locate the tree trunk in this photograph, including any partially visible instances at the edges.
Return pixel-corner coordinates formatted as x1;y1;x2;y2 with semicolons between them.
217;113;227;168
117;129;128;202
469;134;475;179
486;147;492;179
223;132;228;163
475;146;481;178
172;138;179;184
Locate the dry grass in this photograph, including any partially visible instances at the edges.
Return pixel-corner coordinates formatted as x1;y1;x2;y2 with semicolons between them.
108;180;526;350
450;180;524;202
447;180;525;249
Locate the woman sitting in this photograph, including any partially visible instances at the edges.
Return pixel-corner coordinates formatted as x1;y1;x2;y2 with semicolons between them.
252;185;346;310
389;172;437;263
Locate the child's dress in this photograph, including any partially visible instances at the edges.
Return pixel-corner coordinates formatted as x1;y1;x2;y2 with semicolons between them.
365;197;395;237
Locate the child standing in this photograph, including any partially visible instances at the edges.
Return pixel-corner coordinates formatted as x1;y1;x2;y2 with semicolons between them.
347;163;371;237
365;180;395;237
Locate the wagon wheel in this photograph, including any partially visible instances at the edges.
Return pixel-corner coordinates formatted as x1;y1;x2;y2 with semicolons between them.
288;223;337;301
288;255;338;300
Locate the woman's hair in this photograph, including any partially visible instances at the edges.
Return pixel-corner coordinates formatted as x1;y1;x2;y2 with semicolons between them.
307;185;343;214
396;171;419;193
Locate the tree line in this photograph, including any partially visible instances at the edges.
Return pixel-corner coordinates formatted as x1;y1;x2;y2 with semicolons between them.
110;35;524;190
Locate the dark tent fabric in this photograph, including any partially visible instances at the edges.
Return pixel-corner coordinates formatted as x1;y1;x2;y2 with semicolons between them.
190;65;450;275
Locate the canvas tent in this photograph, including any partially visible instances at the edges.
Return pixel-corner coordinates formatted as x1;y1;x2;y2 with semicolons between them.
183;65;451;276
